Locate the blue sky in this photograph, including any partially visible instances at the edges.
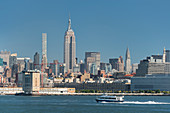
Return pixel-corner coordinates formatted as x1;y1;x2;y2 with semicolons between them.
0;0;170;64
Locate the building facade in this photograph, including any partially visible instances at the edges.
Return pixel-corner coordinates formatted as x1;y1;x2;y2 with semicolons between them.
131;75;170;91
33;52;40;70
85;52;100;73
0;51;11;66
23;70;40;93
64;17;76;73
42;33;47;72
125;48;131;74
136;55;170;76
109;56;124;72
166;50;170;62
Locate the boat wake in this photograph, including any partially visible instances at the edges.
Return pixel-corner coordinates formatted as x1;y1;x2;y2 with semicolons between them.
100;101;170;104
123;101;170;104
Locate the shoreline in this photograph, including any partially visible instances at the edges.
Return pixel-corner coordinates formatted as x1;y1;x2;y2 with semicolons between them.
5;93;170;96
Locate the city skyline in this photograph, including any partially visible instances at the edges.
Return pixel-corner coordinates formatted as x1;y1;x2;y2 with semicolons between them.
1;0;170;64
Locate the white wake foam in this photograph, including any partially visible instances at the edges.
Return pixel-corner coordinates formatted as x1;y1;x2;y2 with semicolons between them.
123;101;170;104
100;101;170;104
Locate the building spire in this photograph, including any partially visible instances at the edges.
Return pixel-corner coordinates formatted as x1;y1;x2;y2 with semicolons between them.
68;14;71;30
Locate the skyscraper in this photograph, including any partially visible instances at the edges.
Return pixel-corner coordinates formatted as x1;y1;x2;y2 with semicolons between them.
34;52;40;70
125;47;131;74
109;56;124;72
64;17;76;73
42;33;47;72
85;52;100;73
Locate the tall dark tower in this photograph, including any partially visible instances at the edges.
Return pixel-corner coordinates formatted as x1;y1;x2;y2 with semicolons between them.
64;16;76;73
34;52;40;70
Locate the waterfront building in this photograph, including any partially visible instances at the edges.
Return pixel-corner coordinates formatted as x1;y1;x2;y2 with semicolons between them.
0;50;11;66
136;55;170;77
54;83;130;92
23;70;40;93
42;33;47;72
39;88;75;94
85;52;100;73
125;47;131;74
131;74;170;91
33;52;40;70
64;17;76;73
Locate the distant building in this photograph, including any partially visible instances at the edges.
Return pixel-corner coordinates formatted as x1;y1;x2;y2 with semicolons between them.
9;53;17;68
136;55;170;77
109;56;124;72
125;47;131;74
89;63;97;75
41;33;47;72
23;70;40;94
100;63;112;74
59;64;66;75
85;52;100;73
33;52;40;70
0;58;3;66
52;60;59;76
73;64;80;73
132;63;138;73
17;57;32;72
166;49;170;62
64;17;76;73
0;50;11;66
80;63;85;74
4;66;11;78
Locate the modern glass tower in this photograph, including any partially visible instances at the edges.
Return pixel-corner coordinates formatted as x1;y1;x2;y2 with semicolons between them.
64;17;76;73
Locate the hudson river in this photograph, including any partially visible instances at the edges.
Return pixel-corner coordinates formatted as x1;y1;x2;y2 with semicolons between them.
0;95;170;113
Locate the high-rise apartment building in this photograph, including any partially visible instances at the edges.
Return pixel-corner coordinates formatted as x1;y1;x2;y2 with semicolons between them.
42;33;47;72
64;17;76;73
85;52;100;73
125;47;131;74
34;52;40;70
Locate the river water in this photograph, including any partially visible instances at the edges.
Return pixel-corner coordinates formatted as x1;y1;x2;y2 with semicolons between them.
0;95;170;113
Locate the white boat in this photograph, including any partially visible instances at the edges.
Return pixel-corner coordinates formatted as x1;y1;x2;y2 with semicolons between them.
96;94;124;103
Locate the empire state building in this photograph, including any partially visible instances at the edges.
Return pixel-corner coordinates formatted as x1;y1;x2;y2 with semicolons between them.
64;17;76;72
